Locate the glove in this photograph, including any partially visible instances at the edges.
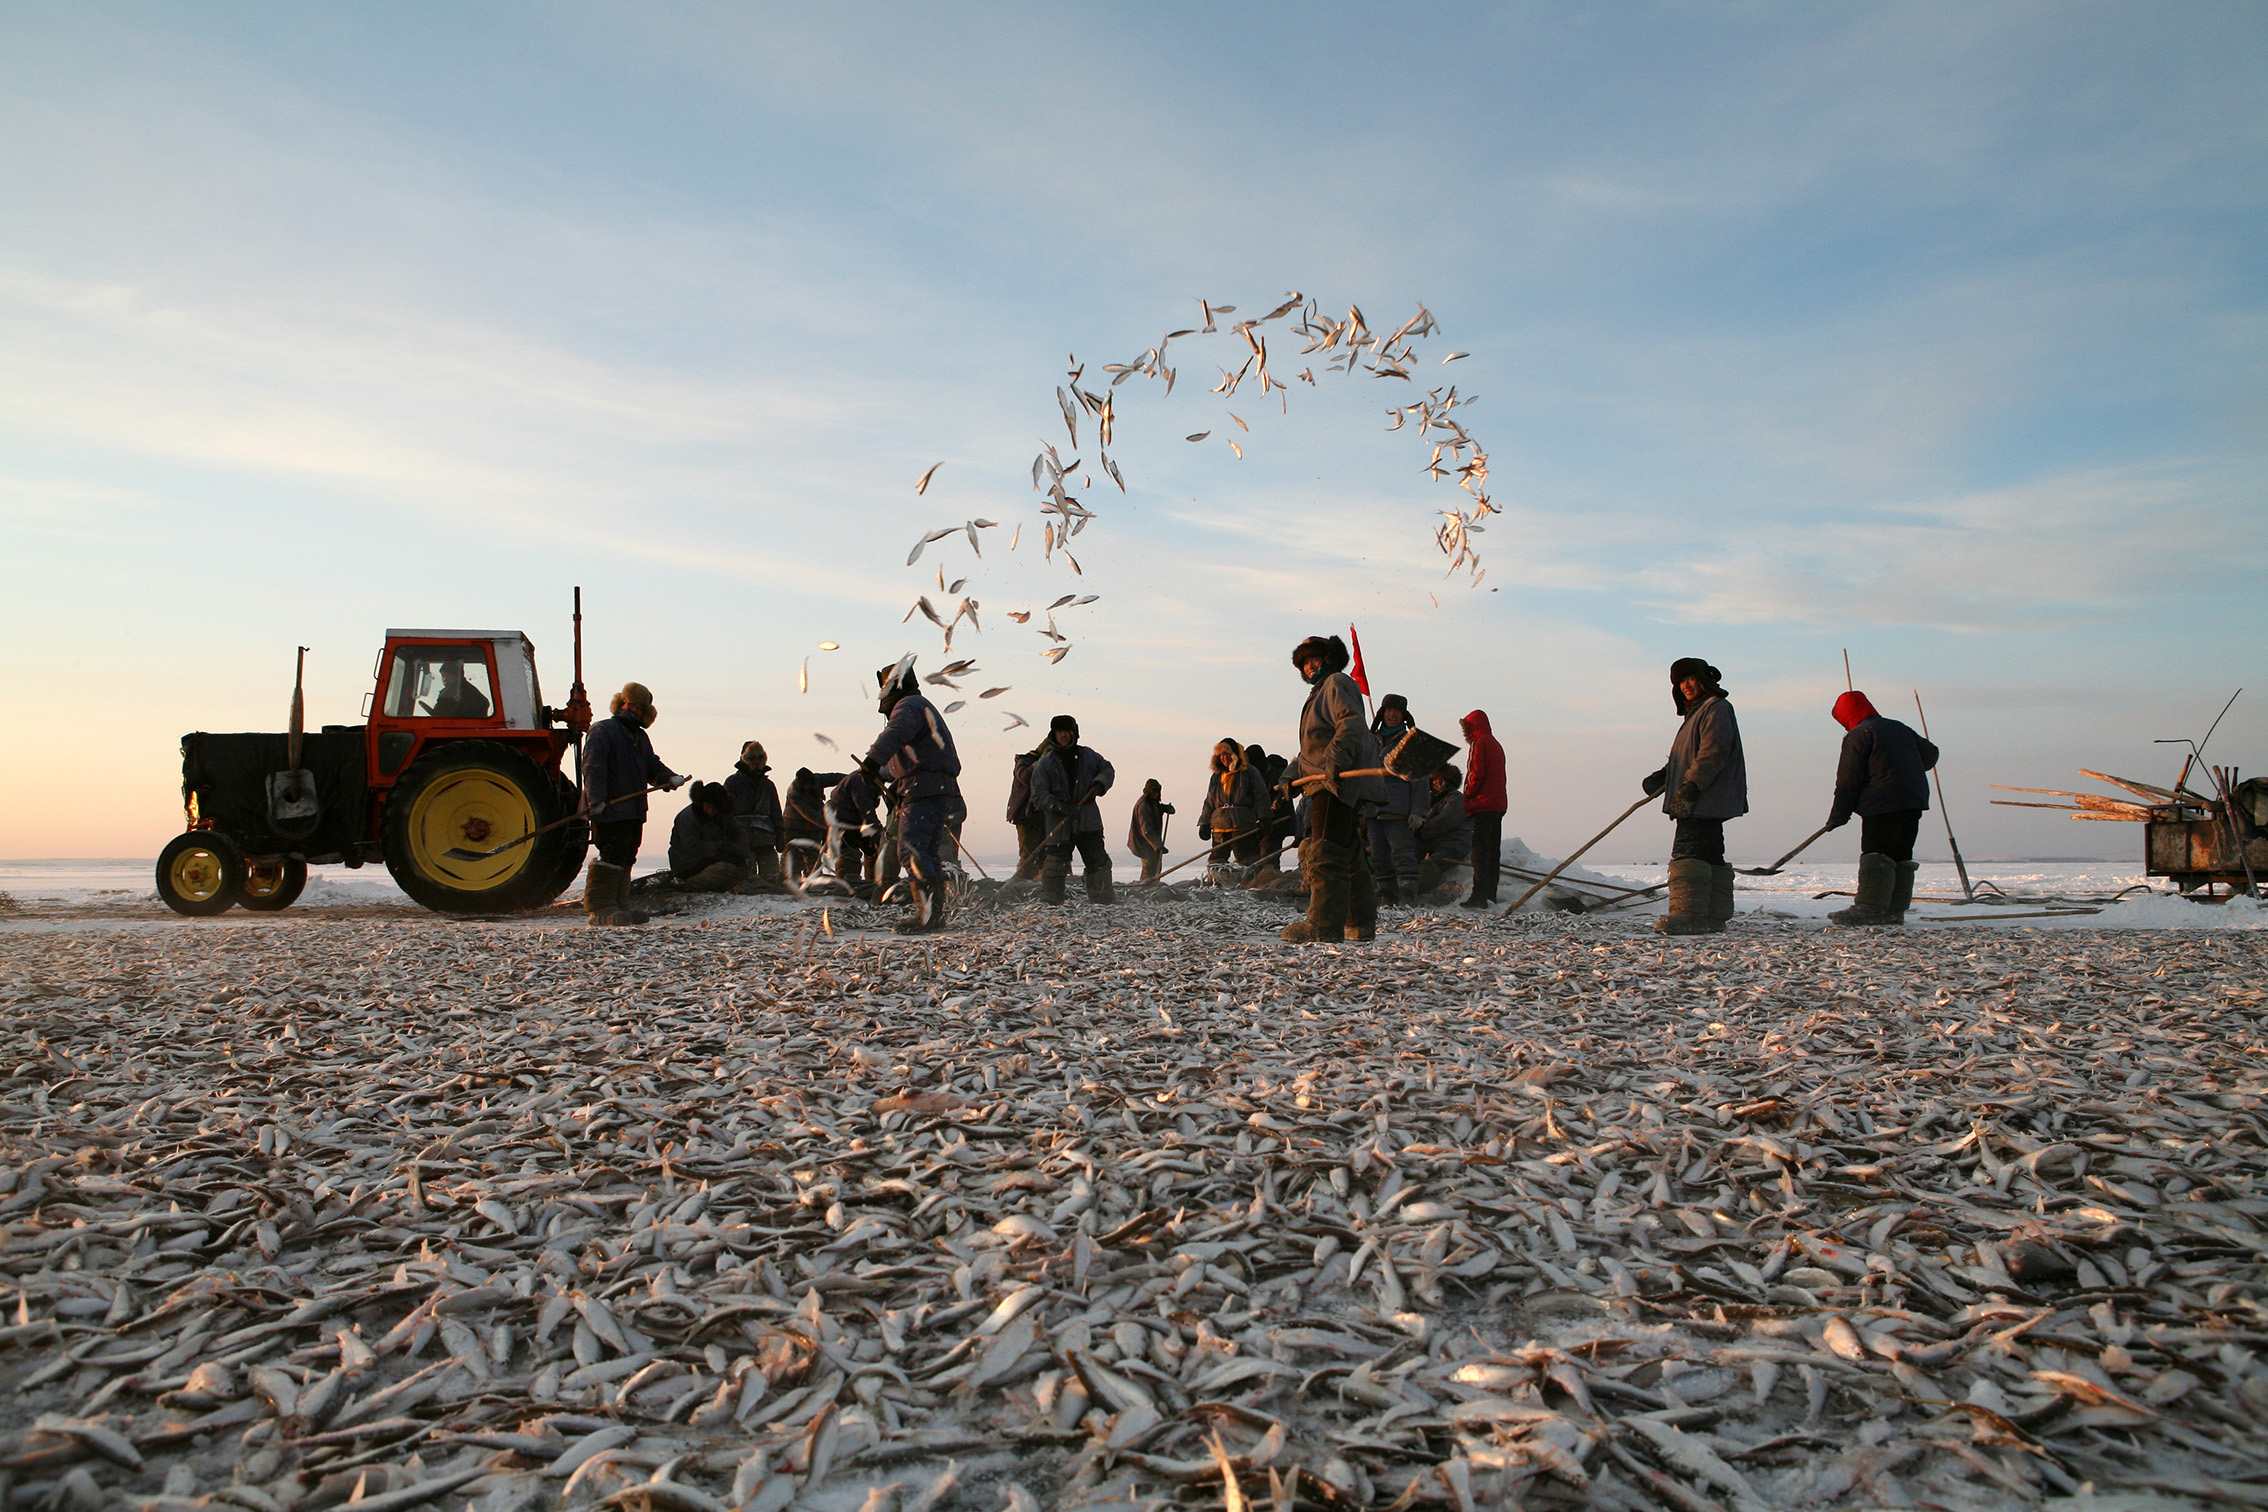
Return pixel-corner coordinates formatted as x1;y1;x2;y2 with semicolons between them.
1406;813;1425;831
1671;781;1704;816
667;773;691;792
859;758;883;788
1159;803;1176;815
1826;814;1850;830
1641;769;1667;798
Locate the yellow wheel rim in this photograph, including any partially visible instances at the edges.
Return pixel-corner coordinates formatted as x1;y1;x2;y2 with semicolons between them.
243;865;282;899
406;768;537;892
168;846;229;903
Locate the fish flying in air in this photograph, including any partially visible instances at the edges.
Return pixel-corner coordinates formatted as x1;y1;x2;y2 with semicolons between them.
814;733;839;750
915;462;943;494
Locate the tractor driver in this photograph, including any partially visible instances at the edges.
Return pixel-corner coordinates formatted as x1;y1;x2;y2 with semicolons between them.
429;659;492;720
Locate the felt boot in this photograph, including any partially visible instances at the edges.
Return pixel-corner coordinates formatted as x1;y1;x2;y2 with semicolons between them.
893;877;947;934
1654;857;1718;936
1711;864;1738;926
1284;838;1353;943
1830;853;1899;926
1086;865;1117;905
583;862;638;927
1890;860;1919;924
1038;852;1069;906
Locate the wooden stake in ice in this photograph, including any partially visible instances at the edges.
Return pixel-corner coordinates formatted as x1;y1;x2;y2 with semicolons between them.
1913;690;1973;901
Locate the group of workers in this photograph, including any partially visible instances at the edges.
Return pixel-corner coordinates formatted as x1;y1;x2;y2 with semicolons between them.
573;637;1940;941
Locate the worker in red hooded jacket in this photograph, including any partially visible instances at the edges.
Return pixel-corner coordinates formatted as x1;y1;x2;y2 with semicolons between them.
1458;710;1508;908
1824;690;1938;928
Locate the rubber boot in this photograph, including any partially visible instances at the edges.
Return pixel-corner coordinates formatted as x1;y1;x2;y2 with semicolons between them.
1830;853;1898;926
1654;857;1718;935
1284;839;1353;943
1890;860;1919;924
1086;865;1117;905
1711;864;1738;926
1038;852;1069;906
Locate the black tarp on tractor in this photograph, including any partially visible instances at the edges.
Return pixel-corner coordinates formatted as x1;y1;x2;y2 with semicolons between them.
181;728;368;858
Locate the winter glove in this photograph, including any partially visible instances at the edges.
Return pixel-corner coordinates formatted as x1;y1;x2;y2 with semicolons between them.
1671;781;1704;816
1159;803;1176;815
1641;769;1668;798
1406;813;1425;831
666;773;691;792
858;758;883;789
1826;814;1850;830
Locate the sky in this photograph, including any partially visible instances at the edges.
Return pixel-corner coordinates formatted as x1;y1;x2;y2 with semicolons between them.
2;1;2263;870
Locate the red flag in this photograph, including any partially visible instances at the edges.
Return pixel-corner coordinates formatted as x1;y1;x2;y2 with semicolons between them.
1347;624;1370;697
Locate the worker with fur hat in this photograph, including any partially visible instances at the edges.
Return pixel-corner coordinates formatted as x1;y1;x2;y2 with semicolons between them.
1285;634;1382;944
1127;779;1172;884
723;741;789;892
580;682;688;927
1368;693;1424;904
1028;714;1118;905
1197;738;1270;884
668;782;752;892
858;655;963;934
1824;690;1939;927
1641;658;1747;935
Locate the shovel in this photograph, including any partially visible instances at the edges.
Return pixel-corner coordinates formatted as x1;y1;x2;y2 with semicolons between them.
442;783;674;862
1737;822;1835;877
1289;726;1460;790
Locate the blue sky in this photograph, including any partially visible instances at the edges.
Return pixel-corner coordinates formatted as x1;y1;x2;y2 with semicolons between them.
2;2;2262;864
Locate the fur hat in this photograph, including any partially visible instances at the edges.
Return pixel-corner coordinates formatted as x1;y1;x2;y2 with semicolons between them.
1050;714;1080;737
1378;692;1409;714
876;655;918;712
611;682;656;724
1290;634;1349;674
1669;657;1725;715
692;780;730;812
738;740;768;771
1212;738;1243;770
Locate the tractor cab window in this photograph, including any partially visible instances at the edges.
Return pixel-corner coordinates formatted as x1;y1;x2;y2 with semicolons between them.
384;646;496;720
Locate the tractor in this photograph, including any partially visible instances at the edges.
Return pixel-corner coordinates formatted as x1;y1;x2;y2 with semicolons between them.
156;593;597;917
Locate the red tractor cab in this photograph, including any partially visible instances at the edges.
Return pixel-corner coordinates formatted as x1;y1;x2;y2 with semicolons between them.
159;602;596;917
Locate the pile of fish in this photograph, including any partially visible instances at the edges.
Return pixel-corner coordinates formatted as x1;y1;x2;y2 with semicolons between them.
1;896;2263;1512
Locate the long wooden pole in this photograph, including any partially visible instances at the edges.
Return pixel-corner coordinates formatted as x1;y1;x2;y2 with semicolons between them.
1911;691;1972;901
1500;796;1652;914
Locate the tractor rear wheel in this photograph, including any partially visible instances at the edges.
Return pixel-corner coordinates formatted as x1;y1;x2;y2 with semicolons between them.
382;742;566;914
157;831;246;917
239;857;309;912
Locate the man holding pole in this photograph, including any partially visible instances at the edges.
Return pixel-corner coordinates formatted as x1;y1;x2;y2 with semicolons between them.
858;657;963;934
1643;658;1747;936
1029;714;1117;906
1823;691;1938;927
1284;635;1382;944
581;682;688;928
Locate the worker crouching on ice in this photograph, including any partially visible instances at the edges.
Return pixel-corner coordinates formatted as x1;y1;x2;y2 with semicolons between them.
1029;715;1117;906
668;782;751;892
859;657;963;934
1643;658;1746;936
1284;635;1382;944
1825;690;1939;927
580;681;688;928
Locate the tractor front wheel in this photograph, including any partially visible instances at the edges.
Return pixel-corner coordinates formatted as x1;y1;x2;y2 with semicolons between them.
157;831;246;917
382;742;567;914
239;857;309;912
